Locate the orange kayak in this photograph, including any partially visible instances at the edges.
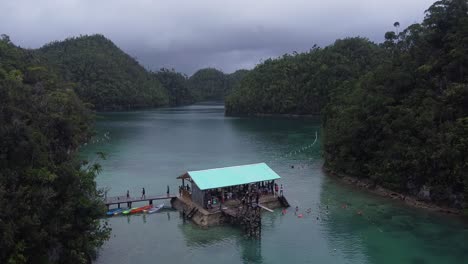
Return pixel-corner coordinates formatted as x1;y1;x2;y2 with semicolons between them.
130;205;153;214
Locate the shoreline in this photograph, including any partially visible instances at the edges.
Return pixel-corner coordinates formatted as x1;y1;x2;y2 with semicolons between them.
323;167;463;216
225;112;321;119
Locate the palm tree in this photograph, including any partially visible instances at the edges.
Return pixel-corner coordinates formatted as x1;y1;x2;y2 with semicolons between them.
394;21;400;35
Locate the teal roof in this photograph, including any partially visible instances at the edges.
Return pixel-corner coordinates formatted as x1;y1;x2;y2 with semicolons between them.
188;163;281;190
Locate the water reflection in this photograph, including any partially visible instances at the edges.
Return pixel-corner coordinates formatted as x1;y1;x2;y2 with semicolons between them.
178;219;265;263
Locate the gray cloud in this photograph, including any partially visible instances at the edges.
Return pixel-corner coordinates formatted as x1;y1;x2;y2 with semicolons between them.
0;0;435;75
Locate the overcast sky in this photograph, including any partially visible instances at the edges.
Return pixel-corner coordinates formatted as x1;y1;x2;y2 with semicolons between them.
0;0;435;75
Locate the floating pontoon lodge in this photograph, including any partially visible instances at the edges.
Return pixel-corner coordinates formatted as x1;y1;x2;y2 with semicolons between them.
171;163;289;232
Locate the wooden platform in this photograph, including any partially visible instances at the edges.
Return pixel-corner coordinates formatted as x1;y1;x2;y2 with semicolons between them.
105;194;177;208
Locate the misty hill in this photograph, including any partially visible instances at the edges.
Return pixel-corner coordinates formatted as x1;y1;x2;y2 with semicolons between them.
226;0;468;209
36;34;169;110
225;37;382;115
187;68;249;101
153;68;194;106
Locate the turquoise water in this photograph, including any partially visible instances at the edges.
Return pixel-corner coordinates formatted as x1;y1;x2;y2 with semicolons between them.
82;103;468;264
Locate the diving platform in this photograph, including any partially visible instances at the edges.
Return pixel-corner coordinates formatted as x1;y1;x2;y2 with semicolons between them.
105;194;177;209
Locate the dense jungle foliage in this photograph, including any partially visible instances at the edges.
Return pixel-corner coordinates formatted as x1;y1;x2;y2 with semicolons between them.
153;68;195;106
37;35;244;109
188;68;249;101
0;35;110;263
227;0;468;209
324;0;468;208
225;38;383;115
37;35;169;110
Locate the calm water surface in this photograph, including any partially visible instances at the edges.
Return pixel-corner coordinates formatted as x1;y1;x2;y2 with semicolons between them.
82;103;468;264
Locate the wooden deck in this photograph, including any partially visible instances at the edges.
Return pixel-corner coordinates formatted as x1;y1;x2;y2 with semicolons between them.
105;194;177;207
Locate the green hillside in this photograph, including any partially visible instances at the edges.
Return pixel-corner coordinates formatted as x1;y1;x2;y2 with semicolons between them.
37;34;169;110
0;34;109;263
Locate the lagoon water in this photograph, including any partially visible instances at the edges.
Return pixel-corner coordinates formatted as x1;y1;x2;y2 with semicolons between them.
82;103;468;264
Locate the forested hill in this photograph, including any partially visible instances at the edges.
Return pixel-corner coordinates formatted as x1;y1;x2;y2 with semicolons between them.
324;0;468;209
226;0;468;210
36;34;169;110
0;35;109;262
188;68;249;101
225;38;383;115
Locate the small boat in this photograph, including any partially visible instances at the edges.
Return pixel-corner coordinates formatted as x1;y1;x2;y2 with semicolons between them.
144;204;164;214
112;208;126;216
130;205;153;214
122;207;138;215
106;208;121;216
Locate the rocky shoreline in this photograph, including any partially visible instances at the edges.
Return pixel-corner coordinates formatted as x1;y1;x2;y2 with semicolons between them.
324;167;463;215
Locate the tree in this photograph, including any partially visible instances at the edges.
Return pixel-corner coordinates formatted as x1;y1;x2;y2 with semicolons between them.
0;35;110;263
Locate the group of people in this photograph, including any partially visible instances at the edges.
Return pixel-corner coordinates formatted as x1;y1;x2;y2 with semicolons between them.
202;181;285;210
178;184;191;196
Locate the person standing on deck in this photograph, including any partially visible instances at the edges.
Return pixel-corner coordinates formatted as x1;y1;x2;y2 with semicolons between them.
126;190;130;199
280;184;284;197
167;185;170;197
141;187;146;199
274;183;279;197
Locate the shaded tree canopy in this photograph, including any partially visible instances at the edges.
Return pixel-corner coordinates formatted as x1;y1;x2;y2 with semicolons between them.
225;37;383;115
0;35;110;263
36;34;169;110
153;68;194;106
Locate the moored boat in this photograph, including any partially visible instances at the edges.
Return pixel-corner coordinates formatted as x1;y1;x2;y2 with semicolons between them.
112;208;125;216
106;208;121;216
122;207;138;215
144;204;164;214
130;205;153;214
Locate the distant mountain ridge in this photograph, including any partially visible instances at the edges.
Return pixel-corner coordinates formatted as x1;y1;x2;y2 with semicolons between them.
36;34;168;110
34;34;248;110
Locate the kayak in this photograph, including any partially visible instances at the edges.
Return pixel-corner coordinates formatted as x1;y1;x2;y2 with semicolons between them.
130;205;153;214
106;208;121;216
122;207;138;215
112;208;126;216
144;204;164;214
